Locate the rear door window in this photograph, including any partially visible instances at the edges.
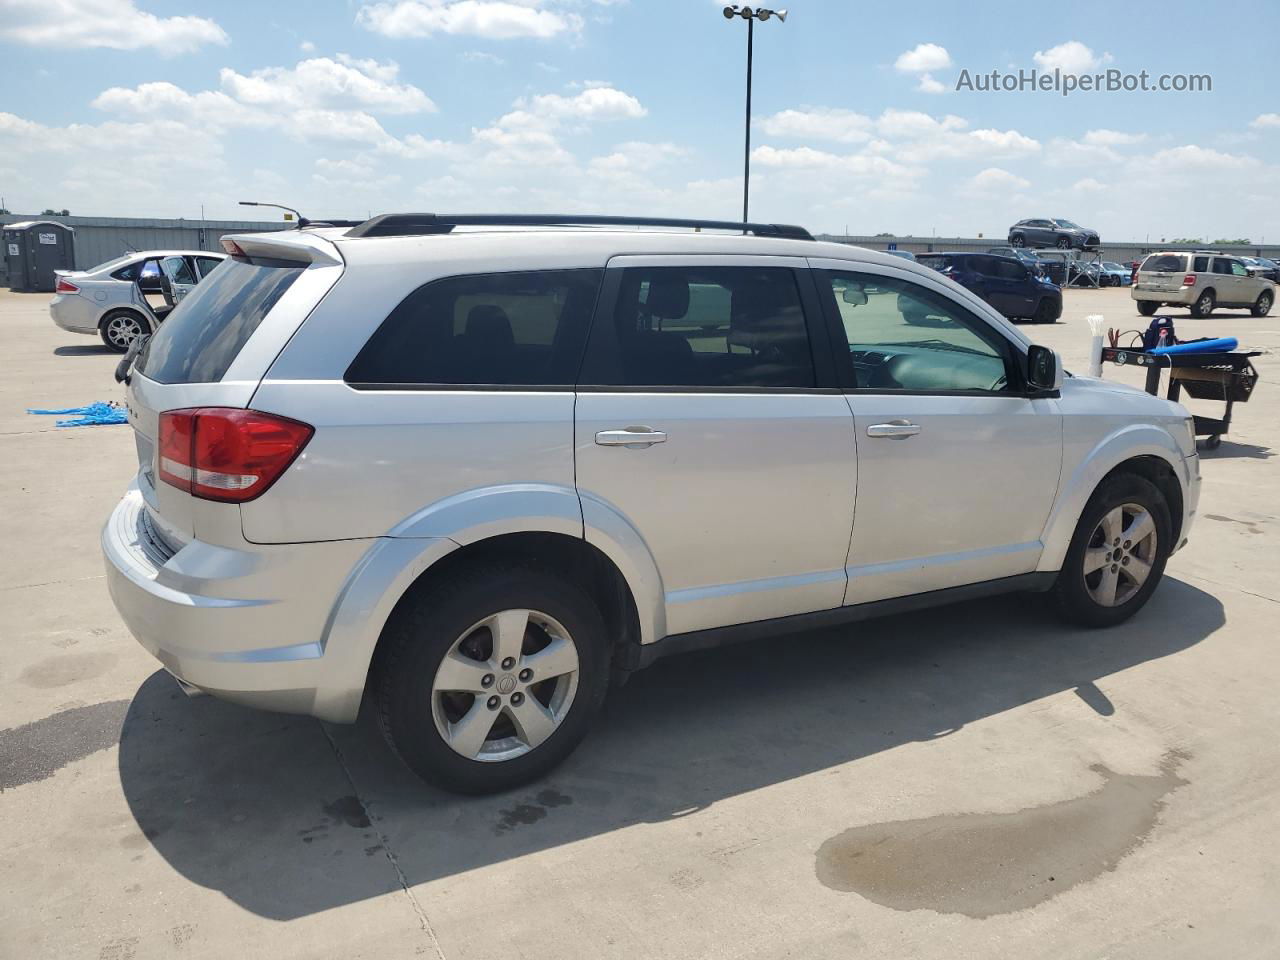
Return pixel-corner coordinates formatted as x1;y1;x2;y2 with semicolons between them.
136;259;305;384
345;269;602;387
578;266;815;389
1193;256;1210;272
195;256;224;278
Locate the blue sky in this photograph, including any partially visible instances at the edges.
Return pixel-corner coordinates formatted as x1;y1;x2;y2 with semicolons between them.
2;0;1277;242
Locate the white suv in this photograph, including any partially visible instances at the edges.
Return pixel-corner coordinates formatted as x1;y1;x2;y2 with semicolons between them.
103;214;1201;793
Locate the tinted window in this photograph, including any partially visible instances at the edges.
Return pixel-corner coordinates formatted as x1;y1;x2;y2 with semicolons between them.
1211;258;1233;275
1192;256;1209;272
993;259;1027;280
346;269;602;387
196;256;224;278
916;255;950;272
826;272;1012;393
1142;254;1186;272
580;266;814;389
137;259;304;384
111;261;140;282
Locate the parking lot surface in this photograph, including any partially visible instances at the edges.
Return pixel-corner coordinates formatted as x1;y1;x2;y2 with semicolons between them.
2;284;1278;959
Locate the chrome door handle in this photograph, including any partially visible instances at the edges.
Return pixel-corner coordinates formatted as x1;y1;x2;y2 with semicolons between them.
866;420;921;439
595;426;668;448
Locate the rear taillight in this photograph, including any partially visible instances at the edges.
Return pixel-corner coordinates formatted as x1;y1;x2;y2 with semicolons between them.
156;408;313;503
55;277;79;294
1183;274;1197;286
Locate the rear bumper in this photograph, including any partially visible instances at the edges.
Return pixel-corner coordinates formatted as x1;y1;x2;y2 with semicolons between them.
50;295;99;335
102;486;375;721
1132;286;1193;305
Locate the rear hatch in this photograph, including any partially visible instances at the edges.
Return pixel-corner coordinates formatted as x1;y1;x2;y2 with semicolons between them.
1137;253;1189;293
124;231;343;550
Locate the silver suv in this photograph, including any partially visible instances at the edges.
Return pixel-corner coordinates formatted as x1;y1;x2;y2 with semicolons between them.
103;214;1201;793
1133;251;1275;318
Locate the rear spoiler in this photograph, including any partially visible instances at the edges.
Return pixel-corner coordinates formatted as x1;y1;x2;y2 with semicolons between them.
220;232;342;267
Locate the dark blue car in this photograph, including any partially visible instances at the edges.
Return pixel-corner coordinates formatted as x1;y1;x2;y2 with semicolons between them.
916;252;1062;323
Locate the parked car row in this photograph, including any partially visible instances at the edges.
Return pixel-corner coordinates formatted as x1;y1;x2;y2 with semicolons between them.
49;250;226;351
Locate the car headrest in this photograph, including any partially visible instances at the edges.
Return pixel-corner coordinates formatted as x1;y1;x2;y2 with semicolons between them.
465;304;514;347
644;276;690;320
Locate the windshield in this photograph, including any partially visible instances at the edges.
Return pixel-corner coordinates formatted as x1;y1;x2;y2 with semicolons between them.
1103;262;1123;270
1053;219;1081;229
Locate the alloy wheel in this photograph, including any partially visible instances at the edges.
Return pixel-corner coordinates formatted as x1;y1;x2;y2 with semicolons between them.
105;314;144;349
431;608;580;762
1083;503;1158;607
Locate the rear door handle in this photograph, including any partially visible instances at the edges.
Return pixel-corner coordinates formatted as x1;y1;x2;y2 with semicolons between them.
595;426;668;448
866;420;921;439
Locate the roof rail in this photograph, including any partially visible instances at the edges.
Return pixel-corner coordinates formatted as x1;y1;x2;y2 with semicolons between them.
344;213;814;241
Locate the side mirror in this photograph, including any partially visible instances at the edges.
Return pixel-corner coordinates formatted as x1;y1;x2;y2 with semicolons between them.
1027;345;1063;393
841;284;868;306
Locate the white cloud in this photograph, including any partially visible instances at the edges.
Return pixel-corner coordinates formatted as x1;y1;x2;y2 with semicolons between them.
1144;145;1257;173
588;141;689;178
1044;137;1121;166
916;73;947;94
0;0;227;54
970;167;1030;192
462;50;505;64
219;55;435;114
894;43;952;73
300;40;317;52
1072;177;1107;192
1033;41;1112;73
760;107;873;144
1082;129;1146;146
876;109;967;138
356;1;582;40
1251;113;1280;129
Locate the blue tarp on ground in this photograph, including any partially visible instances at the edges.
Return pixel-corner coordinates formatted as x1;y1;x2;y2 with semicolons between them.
27;402;128;427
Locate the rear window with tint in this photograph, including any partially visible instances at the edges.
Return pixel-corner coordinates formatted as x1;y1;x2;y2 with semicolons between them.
137;259;304;384
345;269;603;387
917;255;951;272
1141;254;1186;273
1193;256;1210;272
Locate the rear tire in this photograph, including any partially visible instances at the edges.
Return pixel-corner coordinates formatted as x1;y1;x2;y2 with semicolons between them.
1137;300;1158;316
374;564;610;794
1051;473;1171;628
1252;290;1273;317
99;310;148;353
1056;236;1072;249
1010;234;1026;248
1190;290;1215;318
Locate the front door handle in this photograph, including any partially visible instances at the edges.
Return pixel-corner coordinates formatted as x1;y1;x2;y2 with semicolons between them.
595;426;668;448
866;420;921;439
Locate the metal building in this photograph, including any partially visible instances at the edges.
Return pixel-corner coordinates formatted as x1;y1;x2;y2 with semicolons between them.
0;214;284;288
3;220;76;292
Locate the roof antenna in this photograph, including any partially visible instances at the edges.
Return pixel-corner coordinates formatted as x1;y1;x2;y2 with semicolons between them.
239;200;308;228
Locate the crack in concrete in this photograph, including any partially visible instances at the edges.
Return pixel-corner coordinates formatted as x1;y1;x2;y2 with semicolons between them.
318;722;446;960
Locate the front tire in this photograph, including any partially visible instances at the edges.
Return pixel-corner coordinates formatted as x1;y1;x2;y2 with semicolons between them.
1252;290;1273;317
1051;473;1171;628
1137;300;1158;316
1033;298;1057;323
1190;290;1215;318
374;564;610;794
99;310;148;353
1010;233;1026;248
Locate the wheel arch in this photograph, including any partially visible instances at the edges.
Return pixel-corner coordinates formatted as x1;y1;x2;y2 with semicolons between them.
99;306;152;334
1038;429;1189;573
312;487;664;722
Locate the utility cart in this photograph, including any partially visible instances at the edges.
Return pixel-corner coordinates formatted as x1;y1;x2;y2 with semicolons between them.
1100;345;1261;450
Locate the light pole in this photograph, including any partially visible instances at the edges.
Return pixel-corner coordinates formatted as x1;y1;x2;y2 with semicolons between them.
722;5;787;224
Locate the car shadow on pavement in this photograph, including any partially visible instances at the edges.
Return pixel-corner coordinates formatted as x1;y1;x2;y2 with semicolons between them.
52;344;115;356
117;576;1223;921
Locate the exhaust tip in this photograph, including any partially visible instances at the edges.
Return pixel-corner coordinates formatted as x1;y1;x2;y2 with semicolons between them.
168;671;207;698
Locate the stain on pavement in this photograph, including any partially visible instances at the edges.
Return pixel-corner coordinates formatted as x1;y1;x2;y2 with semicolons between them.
0;699;130;790
815;751;1189;918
